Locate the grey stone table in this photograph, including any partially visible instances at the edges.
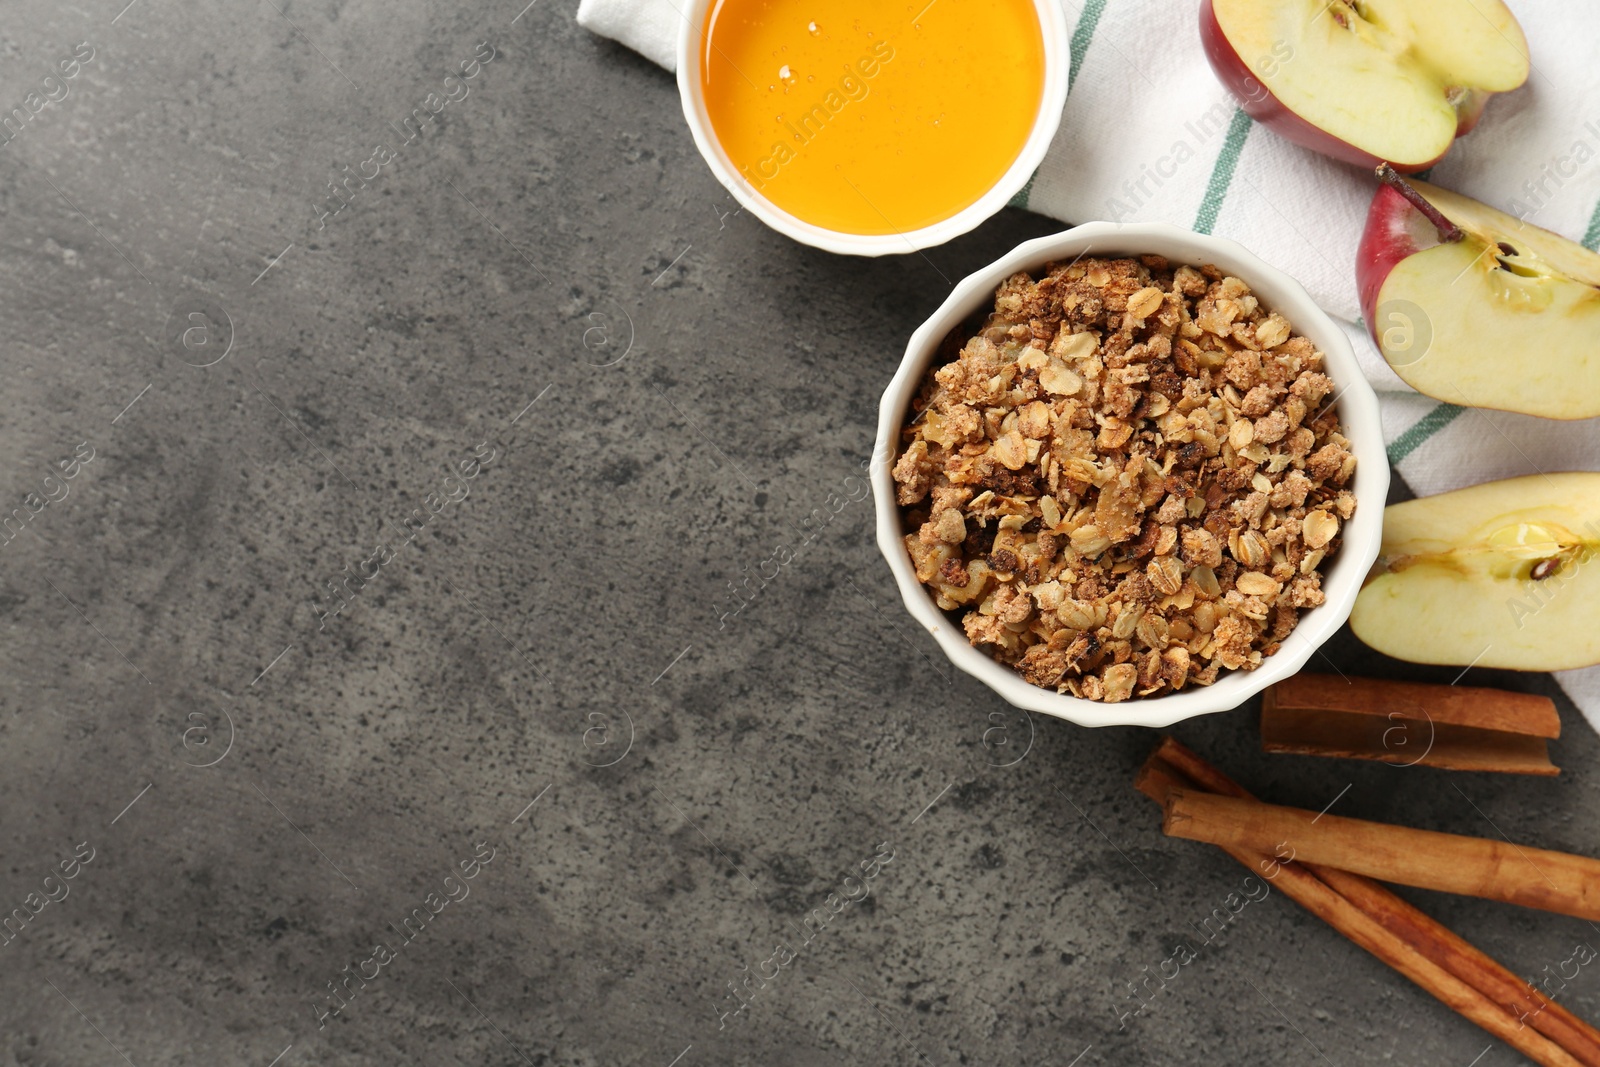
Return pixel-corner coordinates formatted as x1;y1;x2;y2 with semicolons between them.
2;3;1597;1065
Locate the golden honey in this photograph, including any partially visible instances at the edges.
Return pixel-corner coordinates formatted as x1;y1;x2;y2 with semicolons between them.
700;0;1046;235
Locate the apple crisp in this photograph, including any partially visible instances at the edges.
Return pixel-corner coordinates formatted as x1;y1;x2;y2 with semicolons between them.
893;255;1356;702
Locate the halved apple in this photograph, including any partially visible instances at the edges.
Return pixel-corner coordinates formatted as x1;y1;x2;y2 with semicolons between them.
1351;473;1600;671
1357;173;1600;420
1203;0;1529;171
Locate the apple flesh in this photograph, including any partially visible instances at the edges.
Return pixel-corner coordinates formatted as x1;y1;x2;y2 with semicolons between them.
1351;473;1600;671
1358;176;1600;420
1202;0;1529;171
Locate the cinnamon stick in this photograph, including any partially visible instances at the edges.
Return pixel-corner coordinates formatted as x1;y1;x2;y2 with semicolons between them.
1261;674;1560;775
1150;740;1600;1063
1163;790;1600;922
1267;675;1561;737
1141;739;1600;1067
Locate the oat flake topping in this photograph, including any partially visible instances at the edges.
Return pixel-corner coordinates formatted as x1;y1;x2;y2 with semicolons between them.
892;255;1356;702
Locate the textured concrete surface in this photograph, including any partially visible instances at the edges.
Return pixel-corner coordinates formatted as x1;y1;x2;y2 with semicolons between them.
2;3;1599;1066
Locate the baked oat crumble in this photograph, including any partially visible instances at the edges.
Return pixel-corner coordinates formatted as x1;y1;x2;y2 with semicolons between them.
892;255;1356;702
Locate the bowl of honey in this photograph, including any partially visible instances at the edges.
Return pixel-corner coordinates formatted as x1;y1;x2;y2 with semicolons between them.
678;0;1071;256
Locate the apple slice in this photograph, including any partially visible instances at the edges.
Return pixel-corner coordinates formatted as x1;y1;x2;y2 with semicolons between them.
1203;0;1529;171
1351;472;1600;671
1357;170;1600;420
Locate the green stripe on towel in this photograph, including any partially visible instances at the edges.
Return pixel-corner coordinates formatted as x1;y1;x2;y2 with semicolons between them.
1067;0;1108;94
1584;194;1600;251
1007;170;1038;209
1387;402;1465;466
1193;109;1253;235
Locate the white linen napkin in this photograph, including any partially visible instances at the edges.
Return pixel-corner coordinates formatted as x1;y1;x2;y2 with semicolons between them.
578;0;1600;733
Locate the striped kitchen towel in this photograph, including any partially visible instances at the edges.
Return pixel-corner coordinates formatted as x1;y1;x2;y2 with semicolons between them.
578;0;1600;731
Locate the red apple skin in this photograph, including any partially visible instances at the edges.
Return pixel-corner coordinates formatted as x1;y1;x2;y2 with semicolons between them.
1355;184;1426;335
1199;0;1447;174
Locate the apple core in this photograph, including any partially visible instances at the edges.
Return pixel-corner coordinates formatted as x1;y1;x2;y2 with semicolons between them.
1352;473;1600;671
1359;179;1600;420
